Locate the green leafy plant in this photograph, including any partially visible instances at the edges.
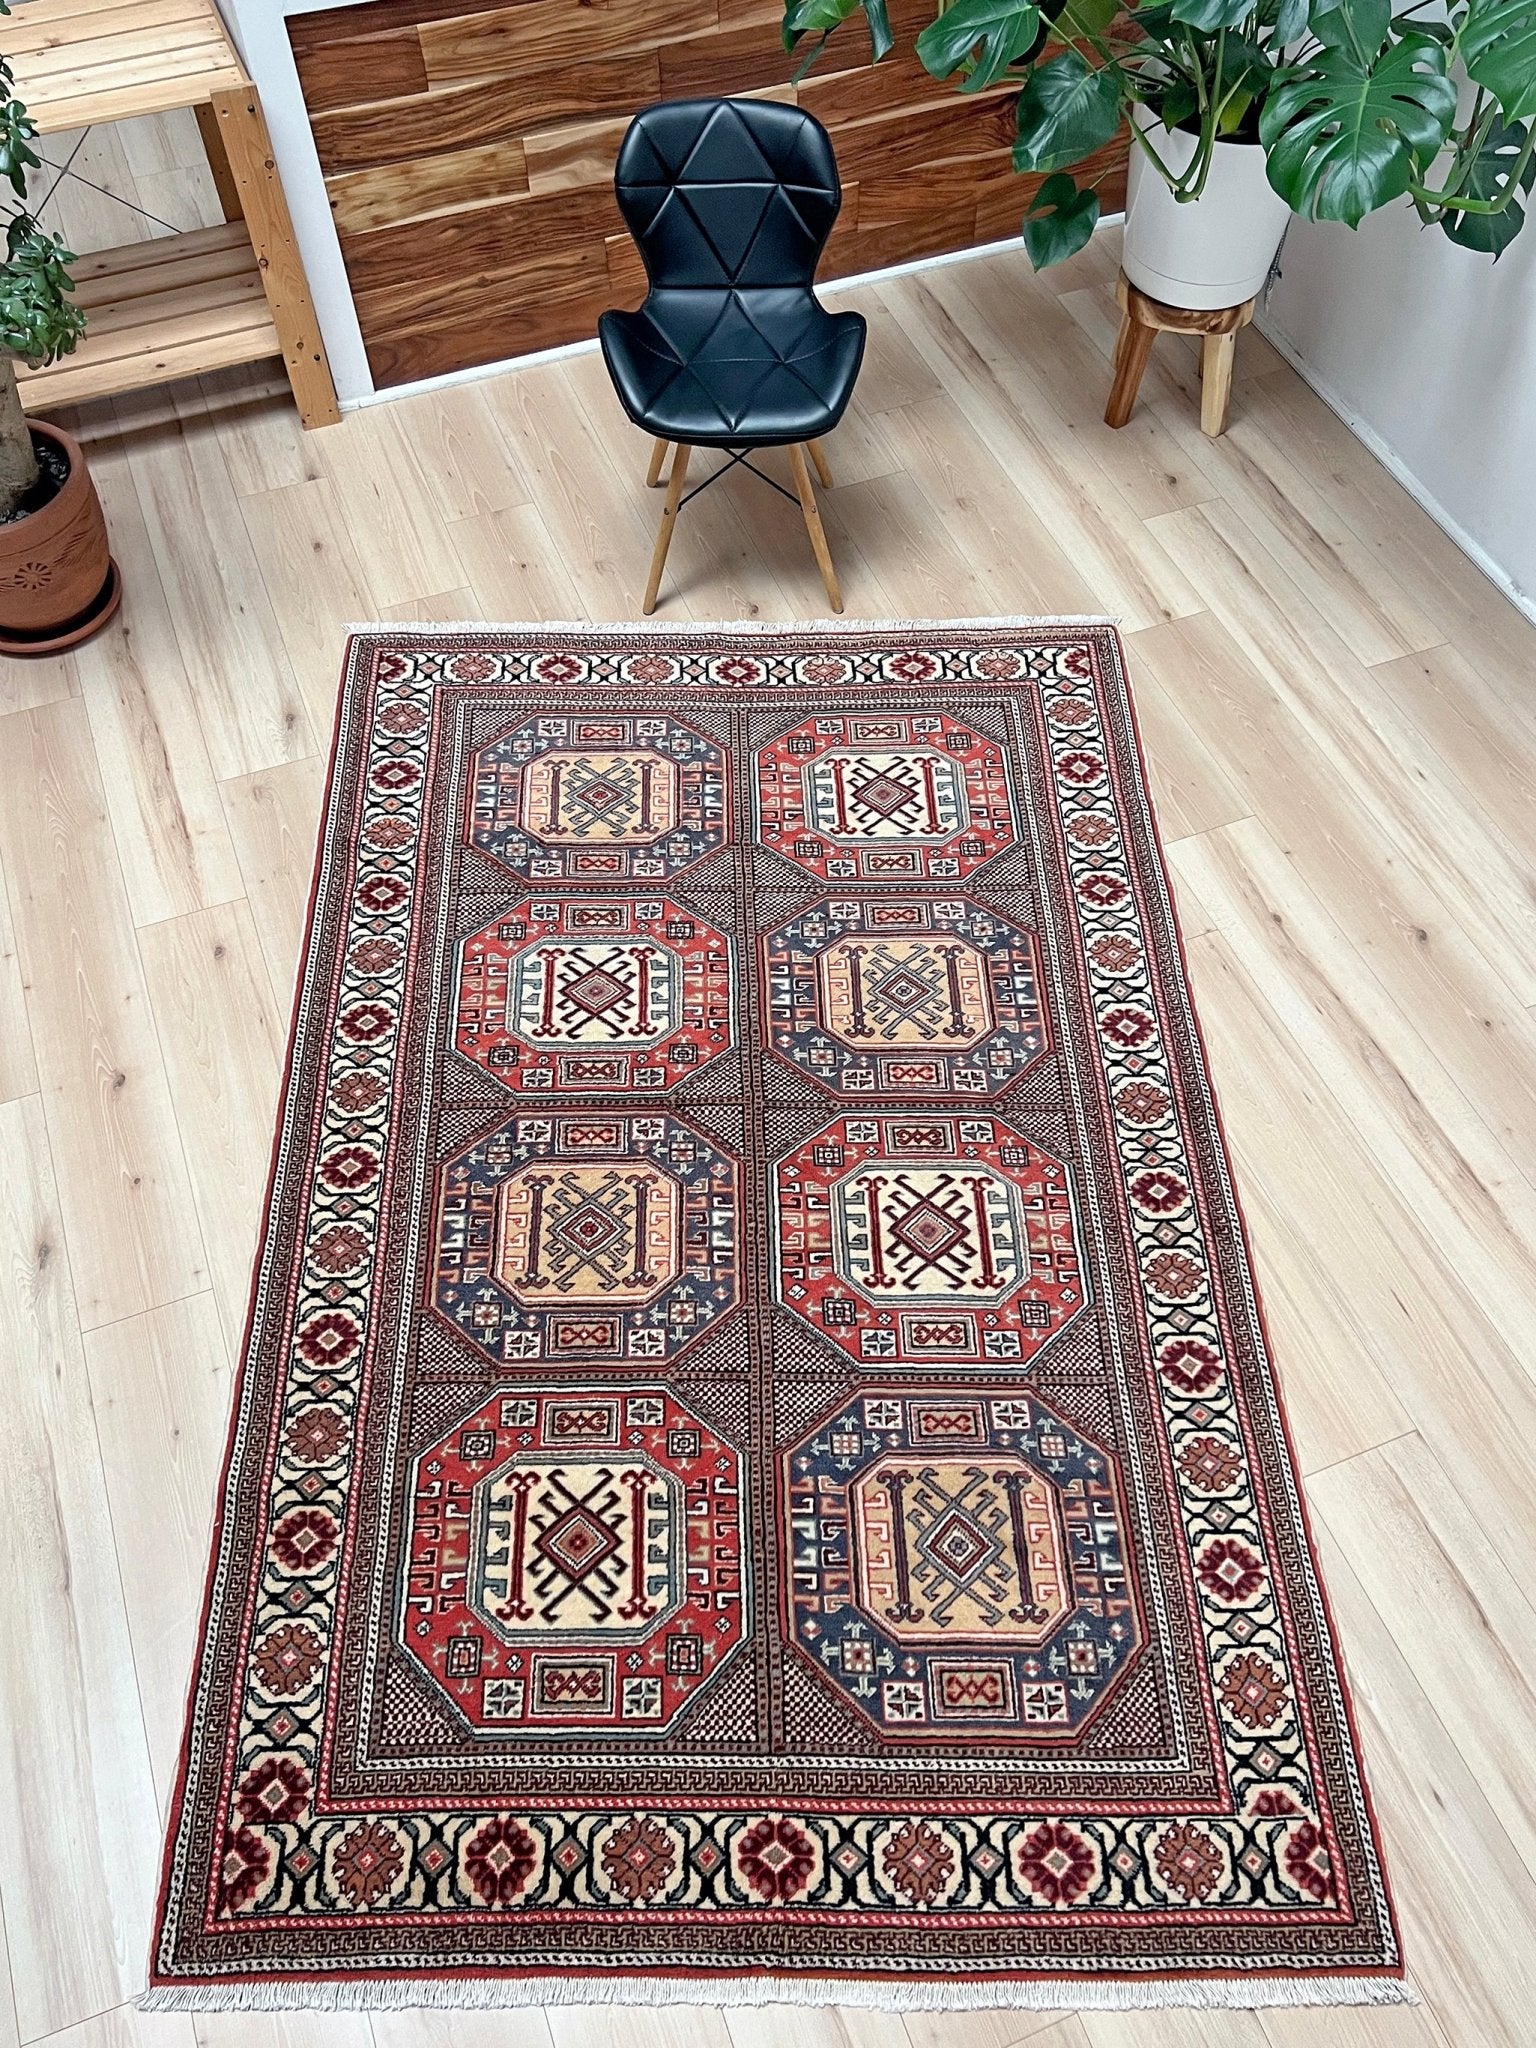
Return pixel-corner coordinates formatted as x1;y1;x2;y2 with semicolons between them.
0;0;85;518
782;0;1536;267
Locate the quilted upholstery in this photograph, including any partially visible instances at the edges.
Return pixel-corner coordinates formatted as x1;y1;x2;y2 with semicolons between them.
599;98;866;448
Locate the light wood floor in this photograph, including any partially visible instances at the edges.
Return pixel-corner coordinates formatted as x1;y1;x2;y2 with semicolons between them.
4;108;1536;2048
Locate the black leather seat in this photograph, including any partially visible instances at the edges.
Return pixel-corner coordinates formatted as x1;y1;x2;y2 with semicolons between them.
602;284;866;447
599;97;866;611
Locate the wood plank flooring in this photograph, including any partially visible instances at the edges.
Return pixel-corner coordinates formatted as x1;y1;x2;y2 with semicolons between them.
3;110;1535;2048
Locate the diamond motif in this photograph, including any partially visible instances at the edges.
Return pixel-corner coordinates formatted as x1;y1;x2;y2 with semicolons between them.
563;966;630;1018
920;1509;998;1585
535;1505;622;1583
872;968;931;1015
553;1202;626;1259
889;1196;969;1266
574;779;624;814
853;771;917;821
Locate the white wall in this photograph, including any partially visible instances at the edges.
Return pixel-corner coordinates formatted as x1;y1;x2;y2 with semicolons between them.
215;0;377;405
1261;200;1536;616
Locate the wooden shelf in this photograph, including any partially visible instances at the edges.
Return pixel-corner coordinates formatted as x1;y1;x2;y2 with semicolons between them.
6;0;245;134
4;0;339;425
16;224;281;411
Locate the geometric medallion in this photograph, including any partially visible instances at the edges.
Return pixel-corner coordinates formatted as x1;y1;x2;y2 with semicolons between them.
468;712;727;881
784;1388;1140;1739
774;1113;1086;1368
762;895;1047;1097
404;1386;746;1734
756;711;1017;881
434;1112;739;1365
454;896;732;1093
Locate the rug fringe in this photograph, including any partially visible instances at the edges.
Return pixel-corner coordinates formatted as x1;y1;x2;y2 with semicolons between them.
341;614;1125;636
136;1973;1414;2014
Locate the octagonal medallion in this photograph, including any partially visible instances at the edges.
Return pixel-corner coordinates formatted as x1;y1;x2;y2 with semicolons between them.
404;1386;746;1733
435;1112;738;1366
784;1388;1141;1739
774;1113;1085;1368
762;896;1047;1098
468;711;727;882
454;896;732;1095
756;711;1017;882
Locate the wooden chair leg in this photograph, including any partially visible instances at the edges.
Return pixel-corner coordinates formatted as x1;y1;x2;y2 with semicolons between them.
642;442;691;614
790;443;842;613
1104;317;1158;430
1112;310;1132;370
646;437;670;487
808;437;833;489
1200;330;1237;437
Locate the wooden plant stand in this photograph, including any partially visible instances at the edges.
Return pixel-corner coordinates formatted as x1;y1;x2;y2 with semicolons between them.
7;0;339;428
1105;271;1254;439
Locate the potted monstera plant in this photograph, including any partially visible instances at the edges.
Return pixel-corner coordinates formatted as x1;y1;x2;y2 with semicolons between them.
783;0;1536;308
0;0;117;654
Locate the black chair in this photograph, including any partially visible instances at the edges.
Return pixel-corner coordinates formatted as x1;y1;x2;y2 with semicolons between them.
599;96;866;614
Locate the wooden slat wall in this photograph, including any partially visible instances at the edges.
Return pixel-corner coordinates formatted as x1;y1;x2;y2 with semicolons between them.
289;0;1129;390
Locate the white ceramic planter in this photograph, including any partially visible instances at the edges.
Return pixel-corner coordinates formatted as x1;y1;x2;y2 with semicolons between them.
1123;107;1291;309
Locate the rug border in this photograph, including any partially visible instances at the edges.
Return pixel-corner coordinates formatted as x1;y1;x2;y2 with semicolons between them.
143;616;1406;2011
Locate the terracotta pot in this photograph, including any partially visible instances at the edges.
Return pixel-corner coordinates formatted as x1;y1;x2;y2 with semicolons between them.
0;419;121;655
1124;109;1291;311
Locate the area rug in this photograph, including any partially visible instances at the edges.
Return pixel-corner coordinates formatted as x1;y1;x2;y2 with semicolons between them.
145;619;1404;2011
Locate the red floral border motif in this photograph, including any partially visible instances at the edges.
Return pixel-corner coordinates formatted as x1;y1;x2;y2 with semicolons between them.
147;624;1402;2008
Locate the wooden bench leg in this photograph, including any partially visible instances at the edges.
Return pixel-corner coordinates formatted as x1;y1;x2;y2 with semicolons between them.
1200;330;1237;437
790;443;842;613
646;437;670;486
1104;317;1157;430
194;102;242;224
643;442;691;614
808;437;833;488
210;83;340;429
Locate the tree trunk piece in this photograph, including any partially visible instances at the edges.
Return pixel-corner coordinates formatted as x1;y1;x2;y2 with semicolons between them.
0;360;40;522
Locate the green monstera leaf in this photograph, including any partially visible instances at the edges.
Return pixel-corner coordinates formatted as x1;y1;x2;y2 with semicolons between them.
1270;0;1311;42
1023;170;1101;264
916;0;1044;89
782;0;892;67
1169;0;1254;31
1461;0;1536;124
1260;25;1457;224
1441;114;1536;253
1013;50;1123;172
1321;0;1392;55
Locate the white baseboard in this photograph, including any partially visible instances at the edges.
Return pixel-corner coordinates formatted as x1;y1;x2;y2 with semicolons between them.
1255;313;1536;629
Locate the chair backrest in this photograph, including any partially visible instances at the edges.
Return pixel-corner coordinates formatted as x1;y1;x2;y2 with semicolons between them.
613;96;843;292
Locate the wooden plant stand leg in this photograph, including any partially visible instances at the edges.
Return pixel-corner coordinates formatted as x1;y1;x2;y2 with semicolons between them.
1200;329;1238;438
790;442;842;613
1105;271;1255;438
646;437;670;486
210;83;340;428
808;436;833;489
643;442;691;614
1104;319;1158;430
194;101;242;223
